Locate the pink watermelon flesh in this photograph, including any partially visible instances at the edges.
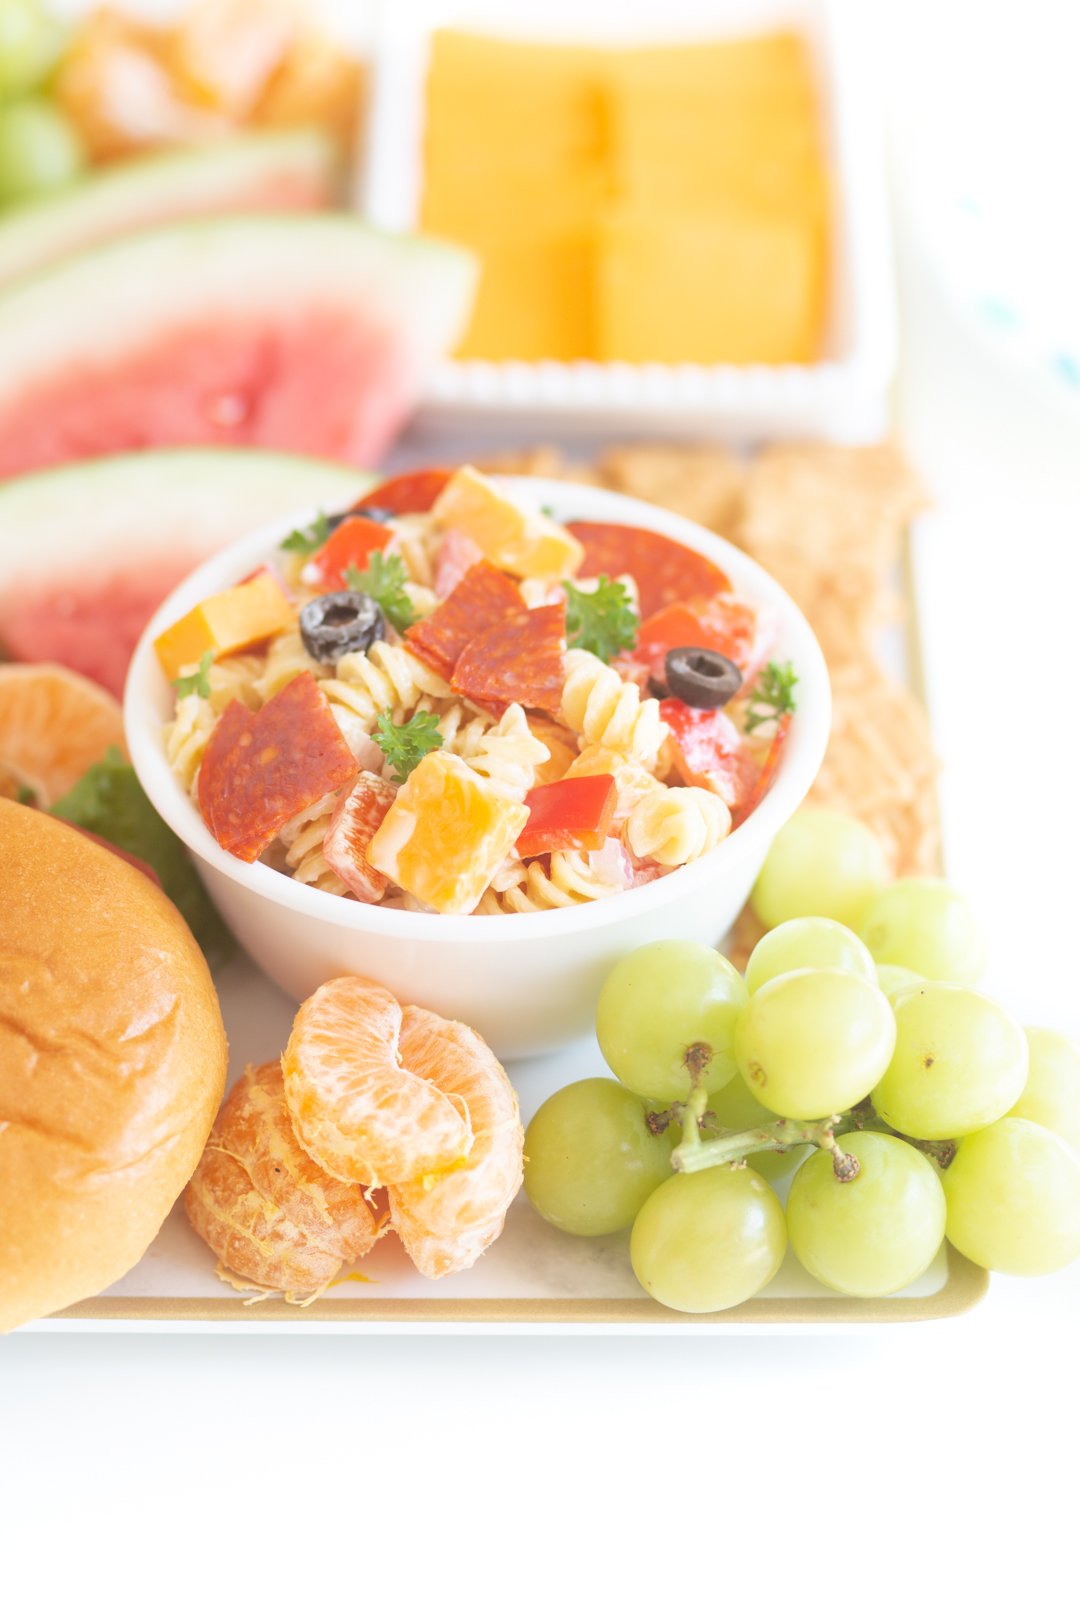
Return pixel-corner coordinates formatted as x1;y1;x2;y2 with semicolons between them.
3;559;201;697
0;308;414;478
0;448;366;697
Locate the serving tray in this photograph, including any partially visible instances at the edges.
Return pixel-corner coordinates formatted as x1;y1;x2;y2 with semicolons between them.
32;519;987;1333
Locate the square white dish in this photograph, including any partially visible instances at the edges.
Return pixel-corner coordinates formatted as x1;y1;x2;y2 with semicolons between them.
358;0;897;443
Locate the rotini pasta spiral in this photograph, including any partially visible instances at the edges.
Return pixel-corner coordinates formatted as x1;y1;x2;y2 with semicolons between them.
428;699;490;759
465;704;550;800
625;785;731;868
255;628;321;700
278;792;349;895
560;649;668;765
163;694;217;790
319;642;452;732
477;847;628;913
385;516;439;588
206;654;263;714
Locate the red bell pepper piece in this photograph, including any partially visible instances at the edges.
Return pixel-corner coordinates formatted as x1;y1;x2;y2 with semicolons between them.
734;714;791;829
308;516;392;590
660;698;759;815
516;774;617;858
356;467;454;516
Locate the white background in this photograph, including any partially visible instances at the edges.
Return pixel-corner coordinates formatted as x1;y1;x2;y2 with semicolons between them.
3;1;1079;1611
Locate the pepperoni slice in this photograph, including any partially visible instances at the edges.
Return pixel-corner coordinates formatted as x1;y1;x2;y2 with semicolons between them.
198;673;356;862
355;467;454;516
406;560;524;679
307;516;392;590
452;603;566;714
567;521;732;619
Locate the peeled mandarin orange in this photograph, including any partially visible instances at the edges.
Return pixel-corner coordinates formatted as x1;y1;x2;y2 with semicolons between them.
184;1060;381;1297
282;976;473;1187
0;663;125;806
388;1005;524;1279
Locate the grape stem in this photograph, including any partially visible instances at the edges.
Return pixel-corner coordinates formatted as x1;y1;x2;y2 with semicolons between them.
672;1116;861;1183
841;1098;958;1171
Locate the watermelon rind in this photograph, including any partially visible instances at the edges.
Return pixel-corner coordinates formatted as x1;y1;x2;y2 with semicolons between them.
0;212;477;381
0;129;342;292
0;447;369;574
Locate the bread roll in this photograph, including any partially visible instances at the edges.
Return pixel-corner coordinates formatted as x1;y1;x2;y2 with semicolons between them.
0;800;228;1331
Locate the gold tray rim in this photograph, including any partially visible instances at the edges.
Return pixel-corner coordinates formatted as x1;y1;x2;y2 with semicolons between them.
53;1246;987;1326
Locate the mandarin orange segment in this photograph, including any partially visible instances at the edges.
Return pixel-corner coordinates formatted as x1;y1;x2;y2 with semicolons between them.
0;664;126;807
282;977;473;1187
367;750;528;915
387;1005;524;1279
528;718;580;786
183;1060;380;1297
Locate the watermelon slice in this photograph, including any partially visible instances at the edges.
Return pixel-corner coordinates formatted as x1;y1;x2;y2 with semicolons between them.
0;447;366;696
0;214;477;478
0;129;341;292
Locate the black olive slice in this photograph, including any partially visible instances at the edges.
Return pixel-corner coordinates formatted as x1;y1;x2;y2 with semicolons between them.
664;646;743;709
323;504;395;534
299;591;386;664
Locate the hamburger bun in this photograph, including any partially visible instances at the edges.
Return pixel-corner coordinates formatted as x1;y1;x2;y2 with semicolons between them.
0;800;228;1331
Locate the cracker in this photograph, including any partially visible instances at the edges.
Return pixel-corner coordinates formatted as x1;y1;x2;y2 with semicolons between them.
594;442;745;535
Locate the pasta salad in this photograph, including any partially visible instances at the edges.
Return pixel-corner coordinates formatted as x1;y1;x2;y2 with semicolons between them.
156;465;797;916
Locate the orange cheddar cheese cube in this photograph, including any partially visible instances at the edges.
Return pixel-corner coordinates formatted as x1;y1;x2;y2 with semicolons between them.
367;750;528;915
432;466;584;580
154;571;293;682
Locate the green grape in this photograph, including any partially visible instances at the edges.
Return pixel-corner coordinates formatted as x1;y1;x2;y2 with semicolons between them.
523;1079;673;1237
872;984;1027;1140
858;878;988;984
746;917;876;995
0;97;84;205
596;940;747;1104
751;809;888;930
630;1166;786;1313
1009;1028;1080;1153
707;1074;810;1182
876;963;925;1005
0;0;62;100
734;968;895;1119
943;1118;1080;1275
787;1132;946;1296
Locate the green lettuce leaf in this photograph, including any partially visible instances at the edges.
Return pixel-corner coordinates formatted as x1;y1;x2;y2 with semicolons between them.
51;747;233;970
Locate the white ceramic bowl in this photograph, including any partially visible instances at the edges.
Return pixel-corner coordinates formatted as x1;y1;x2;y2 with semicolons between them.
125;477;830;1057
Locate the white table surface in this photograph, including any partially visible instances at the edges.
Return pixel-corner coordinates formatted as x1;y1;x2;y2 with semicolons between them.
4;2;1079;1605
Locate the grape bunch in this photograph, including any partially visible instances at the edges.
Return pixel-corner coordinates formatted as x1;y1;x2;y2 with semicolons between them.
524;808;1080;1314
0;0;84;208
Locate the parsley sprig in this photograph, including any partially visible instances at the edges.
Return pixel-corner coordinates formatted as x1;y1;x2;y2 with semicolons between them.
280;512;330;557
346;553;416;634
746;661;799;733
565;575;639;664
173;650;214;701
374;708;443;784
